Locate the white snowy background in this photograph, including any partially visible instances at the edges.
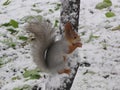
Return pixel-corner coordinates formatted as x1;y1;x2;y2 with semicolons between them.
0;0;120;90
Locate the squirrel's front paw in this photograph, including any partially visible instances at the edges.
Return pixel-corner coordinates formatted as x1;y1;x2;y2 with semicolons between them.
58;69;71;75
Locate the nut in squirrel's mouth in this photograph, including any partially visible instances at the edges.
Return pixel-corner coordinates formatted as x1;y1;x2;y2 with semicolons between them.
76;39;82;47
73;42;82;47
77;42;82;47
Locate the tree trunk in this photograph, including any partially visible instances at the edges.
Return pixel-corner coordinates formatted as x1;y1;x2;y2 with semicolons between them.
60;0;80;33
59;0;81;90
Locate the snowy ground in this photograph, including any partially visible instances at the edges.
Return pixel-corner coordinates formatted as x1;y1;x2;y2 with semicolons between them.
0;0;120;90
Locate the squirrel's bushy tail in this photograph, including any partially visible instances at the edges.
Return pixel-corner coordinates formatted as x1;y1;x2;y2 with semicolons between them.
25;17;55;72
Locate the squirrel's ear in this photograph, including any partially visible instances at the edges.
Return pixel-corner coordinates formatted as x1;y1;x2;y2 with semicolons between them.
64;22;72;32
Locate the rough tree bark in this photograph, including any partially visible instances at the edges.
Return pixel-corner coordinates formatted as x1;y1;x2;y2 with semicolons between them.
59;0;81;90
60;0;80;33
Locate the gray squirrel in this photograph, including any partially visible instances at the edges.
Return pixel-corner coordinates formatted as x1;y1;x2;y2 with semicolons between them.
25;17;82;74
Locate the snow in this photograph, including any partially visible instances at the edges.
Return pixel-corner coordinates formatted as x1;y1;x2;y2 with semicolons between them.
0;0;120;90
71;0;120;89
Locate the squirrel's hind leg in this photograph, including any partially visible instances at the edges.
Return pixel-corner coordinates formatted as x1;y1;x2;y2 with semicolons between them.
58;68;71;75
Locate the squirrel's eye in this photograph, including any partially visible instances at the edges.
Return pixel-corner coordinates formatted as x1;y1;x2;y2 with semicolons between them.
74;36;77;39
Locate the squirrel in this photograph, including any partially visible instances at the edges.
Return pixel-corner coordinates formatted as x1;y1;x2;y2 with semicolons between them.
25;18;82;75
